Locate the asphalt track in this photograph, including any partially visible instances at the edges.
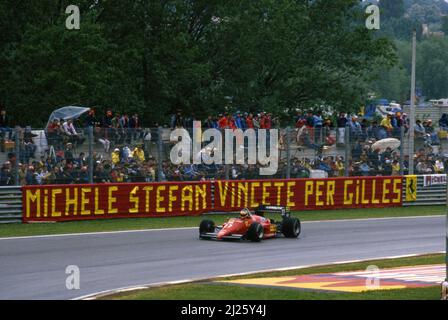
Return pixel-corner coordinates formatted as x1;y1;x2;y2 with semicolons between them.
0;216;445;300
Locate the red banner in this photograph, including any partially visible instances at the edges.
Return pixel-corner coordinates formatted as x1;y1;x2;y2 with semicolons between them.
22;177;402;222
213;177;402;212
23;181;212;222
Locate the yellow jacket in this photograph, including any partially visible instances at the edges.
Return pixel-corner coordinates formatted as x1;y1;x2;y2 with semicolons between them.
132;148;145;162
111;151;121;165
380;117;392;129
336;161;345;176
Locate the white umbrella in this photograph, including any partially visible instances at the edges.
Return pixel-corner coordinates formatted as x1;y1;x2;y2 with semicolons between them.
371;138;401;153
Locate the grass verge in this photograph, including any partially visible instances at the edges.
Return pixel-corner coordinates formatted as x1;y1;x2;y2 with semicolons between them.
0;205;443;238
104;254;445;300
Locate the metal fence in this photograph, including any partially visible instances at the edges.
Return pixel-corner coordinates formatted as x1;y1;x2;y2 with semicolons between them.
0;123;446;186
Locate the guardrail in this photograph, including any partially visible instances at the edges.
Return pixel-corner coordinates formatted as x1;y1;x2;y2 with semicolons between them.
403;175;447;206
0;186;23;223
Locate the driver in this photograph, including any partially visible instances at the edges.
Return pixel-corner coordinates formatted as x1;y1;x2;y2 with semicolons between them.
239;208;251;219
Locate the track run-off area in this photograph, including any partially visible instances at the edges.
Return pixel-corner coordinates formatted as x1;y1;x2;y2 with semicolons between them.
0;215;445;300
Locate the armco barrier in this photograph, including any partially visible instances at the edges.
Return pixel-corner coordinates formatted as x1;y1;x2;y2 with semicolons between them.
403;174;447;206
0;186;23;224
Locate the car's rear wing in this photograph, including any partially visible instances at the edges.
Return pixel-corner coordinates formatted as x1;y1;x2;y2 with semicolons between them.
254;205;290;217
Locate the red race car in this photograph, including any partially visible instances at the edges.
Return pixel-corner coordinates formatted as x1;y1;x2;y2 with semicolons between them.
199;206;301;242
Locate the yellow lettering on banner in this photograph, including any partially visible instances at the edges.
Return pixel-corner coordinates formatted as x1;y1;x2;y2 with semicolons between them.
392;179;402;203
108;186;118;214
129;186;140;213
51;189;62;217
195;184;207;210
81;188;92;215
218;181;228;207
326;181;335;206
361;180;369;205
287;182;296;207
344;180;354;205
43;189;49;217
250;182;260;208
230;183;236;208
94;188;104;215
273;182;284;206
262;182;271;205
382;179;391;204
355;180;360;205
168;186;179;212
143;186;153;212
237;183;249;207
181;186;193;211
156;186;166;213
65;188;78;216
315;181;325;206
26;190;41;218
371;180;380;204
304;181;314;206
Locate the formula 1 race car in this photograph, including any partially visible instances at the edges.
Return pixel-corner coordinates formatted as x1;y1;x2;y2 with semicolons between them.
199;206;301;242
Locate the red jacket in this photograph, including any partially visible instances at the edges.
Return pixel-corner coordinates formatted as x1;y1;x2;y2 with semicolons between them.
246;117;254;129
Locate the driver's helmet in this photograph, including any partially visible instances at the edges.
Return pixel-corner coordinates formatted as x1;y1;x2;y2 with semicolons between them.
240;208;251;219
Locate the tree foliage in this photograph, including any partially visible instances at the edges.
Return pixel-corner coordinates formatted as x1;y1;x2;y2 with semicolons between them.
0;0;396;126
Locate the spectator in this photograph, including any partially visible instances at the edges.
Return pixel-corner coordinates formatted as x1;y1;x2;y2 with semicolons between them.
414;120;426;140
391;160;401;176
423;120;439;145
132;145;145;162
0;109;12;140
62;119;85;146
111;148;121;166
439;114;448;131
380;114;393;136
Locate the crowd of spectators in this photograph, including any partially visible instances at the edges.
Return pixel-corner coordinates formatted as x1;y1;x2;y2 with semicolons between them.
1;105;448;186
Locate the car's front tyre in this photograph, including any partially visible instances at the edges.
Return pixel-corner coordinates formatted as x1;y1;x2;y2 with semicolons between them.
246;222;264;242
199;219;215;238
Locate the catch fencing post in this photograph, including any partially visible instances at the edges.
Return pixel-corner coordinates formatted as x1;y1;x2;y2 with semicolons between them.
286;127;291;179
400;126;405;175
157;126;163;182
14;127;20;186
344;126;350;177
88;126;94;184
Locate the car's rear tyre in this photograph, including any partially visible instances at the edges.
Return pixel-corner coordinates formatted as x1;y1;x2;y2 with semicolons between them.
199;219;215;237
282;217;301;238
246;222;264;242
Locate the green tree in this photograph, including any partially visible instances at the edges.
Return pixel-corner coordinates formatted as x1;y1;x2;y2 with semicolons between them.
381;0;405;19
441;16;448;35
416;37;448;99
0;0;397;127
